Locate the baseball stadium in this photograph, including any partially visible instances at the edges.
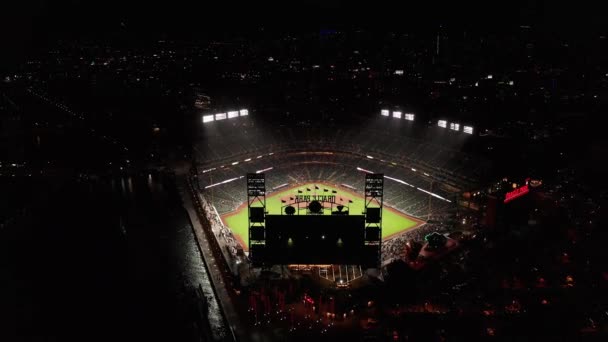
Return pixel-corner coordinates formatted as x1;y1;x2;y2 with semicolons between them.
192;113;488;280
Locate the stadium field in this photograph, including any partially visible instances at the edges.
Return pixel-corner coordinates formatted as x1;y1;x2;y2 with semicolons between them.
221;182;424;251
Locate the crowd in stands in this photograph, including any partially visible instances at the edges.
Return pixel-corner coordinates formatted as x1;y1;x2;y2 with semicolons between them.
196;120;489;186
198;152;456;220
193;120;484;269
196;152;462;267
195;190;243;274
381;222;452;265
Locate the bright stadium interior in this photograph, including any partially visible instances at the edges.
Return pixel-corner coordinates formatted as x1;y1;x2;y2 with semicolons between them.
192;111;487;286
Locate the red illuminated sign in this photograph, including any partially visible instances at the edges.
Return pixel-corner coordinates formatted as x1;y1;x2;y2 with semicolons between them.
504;184;529;203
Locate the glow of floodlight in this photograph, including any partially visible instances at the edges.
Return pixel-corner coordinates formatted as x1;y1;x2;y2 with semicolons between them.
215;113;227;120
463;126;473;134
392;111;402;119
384;175;410;186
273;183;289;190
366;155;374;159
381;109;389;116
202;115;214;123
356;167;374;174
411;168;416;172
202;167;216;173
405;113;415;121
416;187;451;202
239;109;249;116
256;155;263;159
228;111;239;119
256;167;273;174
438;120;447;128
204;175;244;189
449;122;460;131
231;161;239;165
244;158;252;162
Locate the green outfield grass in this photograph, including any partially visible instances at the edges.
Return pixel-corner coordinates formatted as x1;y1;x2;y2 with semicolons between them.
221;183;423;251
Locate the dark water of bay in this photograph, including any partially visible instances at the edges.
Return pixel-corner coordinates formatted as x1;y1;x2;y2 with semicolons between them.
0;173;225;341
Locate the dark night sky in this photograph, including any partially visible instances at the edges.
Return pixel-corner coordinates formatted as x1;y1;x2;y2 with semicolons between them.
1;1;606;69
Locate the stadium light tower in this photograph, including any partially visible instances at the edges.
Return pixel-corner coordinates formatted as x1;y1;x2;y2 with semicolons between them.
364;174;383;268
381;109;389;116
247;173;266;266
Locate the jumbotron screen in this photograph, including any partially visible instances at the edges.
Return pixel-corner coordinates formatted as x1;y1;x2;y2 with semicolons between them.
252;214;378;266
